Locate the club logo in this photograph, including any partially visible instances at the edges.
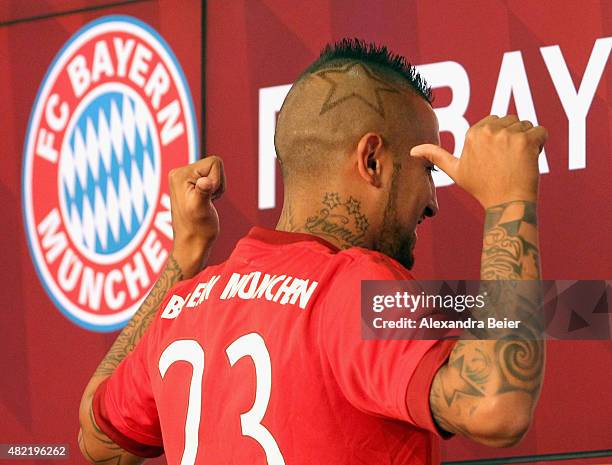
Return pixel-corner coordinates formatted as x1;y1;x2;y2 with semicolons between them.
22;16;198;331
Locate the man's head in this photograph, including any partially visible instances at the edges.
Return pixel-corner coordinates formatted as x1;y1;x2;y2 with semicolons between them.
275;38;440;269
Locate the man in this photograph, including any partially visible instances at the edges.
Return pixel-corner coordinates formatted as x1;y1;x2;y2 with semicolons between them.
79;39;547;465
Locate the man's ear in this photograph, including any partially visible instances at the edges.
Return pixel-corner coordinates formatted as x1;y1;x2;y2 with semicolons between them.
356;133;384;187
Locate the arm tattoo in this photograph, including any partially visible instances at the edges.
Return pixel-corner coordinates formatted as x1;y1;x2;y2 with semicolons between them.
79;411;125;465
481;201;539;280
80;256;181;464
430;200;545;436
303;192;369;248
94;255;183;377
482;201;543;393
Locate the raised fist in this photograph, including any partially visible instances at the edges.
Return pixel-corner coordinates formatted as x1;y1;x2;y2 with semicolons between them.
168;155;225;277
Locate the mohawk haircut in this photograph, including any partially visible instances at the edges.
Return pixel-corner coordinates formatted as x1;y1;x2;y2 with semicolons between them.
302;38;433;104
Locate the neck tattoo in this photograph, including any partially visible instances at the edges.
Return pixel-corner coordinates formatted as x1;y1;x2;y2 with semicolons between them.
303;192;369;248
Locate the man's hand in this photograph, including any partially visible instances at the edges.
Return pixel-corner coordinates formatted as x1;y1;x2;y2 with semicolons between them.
411;115;548;209
169;156;226;277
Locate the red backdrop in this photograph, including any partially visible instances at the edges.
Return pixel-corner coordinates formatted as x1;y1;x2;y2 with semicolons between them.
0;2;201;464
0;1;610;464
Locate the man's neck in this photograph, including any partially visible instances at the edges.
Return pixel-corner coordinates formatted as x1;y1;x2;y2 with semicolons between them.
276;192;371;250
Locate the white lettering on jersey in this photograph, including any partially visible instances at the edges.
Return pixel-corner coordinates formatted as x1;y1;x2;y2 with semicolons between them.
161;272;318;321
161;275;221;319
220;272;318;310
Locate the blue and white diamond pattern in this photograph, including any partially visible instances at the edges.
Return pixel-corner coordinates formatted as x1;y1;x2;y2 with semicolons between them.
59;91;159;257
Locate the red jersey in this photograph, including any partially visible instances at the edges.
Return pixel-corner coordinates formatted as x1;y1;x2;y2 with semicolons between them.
93;227;455;465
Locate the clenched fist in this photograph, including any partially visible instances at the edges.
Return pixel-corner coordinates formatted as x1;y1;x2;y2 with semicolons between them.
411;115;548;209
168;156;225;277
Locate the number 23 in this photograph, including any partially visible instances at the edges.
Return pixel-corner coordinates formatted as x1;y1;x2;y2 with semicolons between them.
159;333;286;465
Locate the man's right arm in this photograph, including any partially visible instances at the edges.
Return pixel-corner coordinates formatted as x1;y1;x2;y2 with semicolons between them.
430;199;543;447
412;116;548;447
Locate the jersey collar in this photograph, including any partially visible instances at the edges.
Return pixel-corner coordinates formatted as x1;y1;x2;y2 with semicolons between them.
248;227;340;253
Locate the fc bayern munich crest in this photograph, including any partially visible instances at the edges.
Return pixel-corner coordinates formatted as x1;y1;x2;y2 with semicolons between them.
22;16;198;332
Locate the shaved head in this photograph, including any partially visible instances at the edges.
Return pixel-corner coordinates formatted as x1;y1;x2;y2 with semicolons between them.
274;39;433;186
274;39;440;269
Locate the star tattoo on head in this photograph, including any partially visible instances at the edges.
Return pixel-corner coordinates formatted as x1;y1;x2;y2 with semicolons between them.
315;62;400;118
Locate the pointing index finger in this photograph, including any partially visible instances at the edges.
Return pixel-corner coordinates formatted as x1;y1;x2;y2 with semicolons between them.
410;144;459;181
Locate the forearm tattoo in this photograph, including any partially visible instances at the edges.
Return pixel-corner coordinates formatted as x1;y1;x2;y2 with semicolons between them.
79;258;180;462
79;410;126;465
93;255;183;377
430;200;544;437
481;201;540;280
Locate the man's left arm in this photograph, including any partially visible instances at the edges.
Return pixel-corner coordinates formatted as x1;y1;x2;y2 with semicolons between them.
78;156;225;464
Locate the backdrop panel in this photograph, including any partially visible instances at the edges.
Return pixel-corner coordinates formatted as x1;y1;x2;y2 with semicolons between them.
0;1;202;464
